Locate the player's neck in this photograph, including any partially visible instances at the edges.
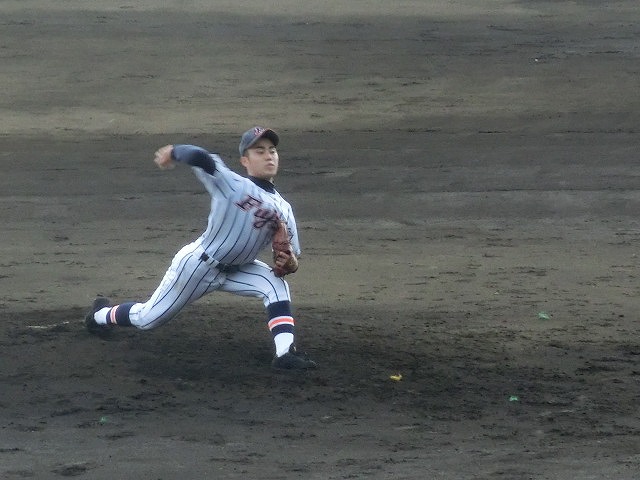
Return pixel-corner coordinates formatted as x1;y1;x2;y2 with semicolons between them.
248;176;275;193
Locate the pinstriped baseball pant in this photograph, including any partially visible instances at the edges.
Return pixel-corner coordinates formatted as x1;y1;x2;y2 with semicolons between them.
128;242;292;330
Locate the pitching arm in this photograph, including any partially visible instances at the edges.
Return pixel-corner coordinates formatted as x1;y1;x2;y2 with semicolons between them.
153;144;217;175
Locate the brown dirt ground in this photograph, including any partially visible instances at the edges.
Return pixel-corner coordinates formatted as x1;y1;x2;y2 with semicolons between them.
1;1;640;479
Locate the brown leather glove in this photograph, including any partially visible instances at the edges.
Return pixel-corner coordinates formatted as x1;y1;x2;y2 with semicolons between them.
271;220;299;277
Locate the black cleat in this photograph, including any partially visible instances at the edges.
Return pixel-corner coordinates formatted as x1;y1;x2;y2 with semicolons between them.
271;344;317;371
85;297;112;336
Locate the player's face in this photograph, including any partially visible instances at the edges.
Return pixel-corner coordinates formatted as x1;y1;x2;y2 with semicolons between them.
241;138;279;181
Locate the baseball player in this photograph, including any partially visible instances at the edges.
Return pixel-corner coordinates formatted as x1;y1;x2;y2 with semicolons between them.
85;127;317;370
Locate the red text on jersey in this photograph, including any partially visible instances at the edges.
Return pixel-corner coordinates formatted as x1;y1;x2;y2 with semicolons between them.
235;195;281;229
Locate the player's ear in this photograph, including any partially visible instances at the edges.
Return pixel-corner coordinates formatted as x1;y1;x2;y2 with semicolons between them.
239;154;249;168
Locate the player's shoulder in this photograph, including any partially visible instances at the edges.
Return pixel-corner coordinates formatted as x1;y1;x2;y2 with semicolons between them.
273;191;294;212
210;154;243;180
209;153;227;169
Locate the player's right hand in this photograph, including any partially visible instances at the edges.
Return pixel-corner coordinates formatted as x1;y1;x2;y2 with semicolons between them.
154;145;176;170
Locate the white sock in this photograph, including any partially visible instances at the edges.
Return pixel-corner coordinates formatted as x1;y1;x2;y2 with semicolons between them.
274;332;294;357
94;307;110;325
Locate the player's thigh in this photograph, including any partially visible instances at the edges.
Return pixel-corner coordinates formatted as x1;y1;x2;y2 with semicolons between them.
132;249;222;328
220;260;291;305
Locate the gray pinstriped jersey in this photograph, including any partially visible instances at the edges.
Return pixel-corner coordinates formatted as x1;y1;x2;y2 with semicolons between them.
192;154;300;265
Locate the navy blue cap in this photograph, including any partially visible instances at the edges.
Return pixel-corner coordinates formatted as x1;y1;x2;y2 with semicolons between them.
239;127;279;155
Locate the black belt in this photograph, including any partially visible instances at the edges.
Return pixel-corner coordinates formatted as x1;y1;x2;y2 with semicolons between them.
199;252;240;273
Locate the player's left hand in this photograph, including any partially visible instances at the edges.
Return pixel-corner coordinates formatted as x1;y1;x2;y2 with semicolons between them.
273;249;299;277
271;220;299;277
274;249;295;268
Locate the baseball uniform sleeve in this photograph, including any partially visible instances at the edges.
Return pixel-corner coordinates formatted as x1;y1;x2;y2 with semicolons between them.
172;145;217;175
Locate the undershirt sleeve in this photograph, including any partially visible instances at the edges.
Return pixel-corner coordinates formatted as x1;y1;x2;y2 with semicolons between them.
171;144;217;175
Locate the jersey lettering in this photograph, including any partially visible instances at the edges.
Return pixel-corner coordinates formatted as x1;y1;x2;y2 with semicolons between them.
254;208;281;229
235;195;281;229
235;195;262;211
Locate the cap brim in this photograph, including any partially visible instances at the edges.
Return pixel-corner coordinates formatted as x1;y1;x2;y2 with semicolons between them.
239;127;280;155
256;129;279;147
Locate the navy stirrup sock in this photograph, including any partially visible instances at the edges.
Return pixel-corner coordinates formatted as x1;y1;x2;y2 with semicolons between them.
106;302;135;326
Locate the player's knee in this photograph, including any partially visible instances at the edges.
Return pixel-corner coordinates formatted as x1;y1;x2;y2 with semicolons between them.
135;321;158;331
264;287;291;307
129;305;170;330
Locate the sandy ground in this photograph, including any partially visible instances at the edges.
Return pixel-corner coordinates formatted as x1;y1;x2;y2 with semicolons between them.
1;1;640;478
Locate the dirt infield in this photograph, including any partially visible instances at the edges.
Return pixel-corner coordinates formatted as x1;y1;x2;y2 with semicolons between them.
2;1;639;479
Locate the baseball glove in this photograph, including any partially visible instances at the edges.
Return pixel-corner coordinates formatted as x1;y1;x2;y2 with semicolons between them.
272;220;298;277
